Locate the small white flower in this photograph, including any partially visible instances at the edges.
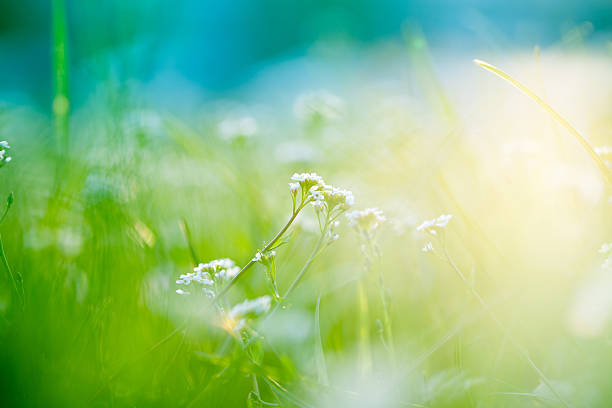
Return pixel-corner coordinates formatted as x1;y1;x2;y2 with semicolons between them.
422;242;434;253
252;250;276;265
176;258;239;296
0;141;11;168
291;172;324;190
599;242;612;254
321;184;354;210
228;296;272;320
417;214;453;235
176;289;190;295
346;208;386;233
289;182;300;193
595;146;612;156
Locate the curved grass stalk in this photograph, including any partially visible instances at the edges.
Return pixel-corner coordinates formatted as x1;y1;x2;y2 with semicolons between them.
473;59;612;187
361;236;395;366
0;193;22;306
214;199;309;301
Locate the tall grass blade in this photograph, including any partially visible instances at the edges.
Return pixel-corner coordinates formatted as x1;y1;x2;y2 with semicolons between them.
473;58;612;186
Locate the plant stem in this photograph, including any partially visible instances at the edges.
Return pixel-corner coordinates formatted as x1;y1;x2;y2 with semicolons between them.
0;232;22;306
375;266;395;364
262;222;329;323
443;247;572;408
357;279;372;376
365;237;395;365
52;0;70;156
283;226;326;299
214;201;306;301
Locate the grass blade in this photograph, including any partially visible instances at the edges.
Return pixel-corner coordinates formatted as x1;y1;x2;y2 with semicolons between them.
473;58;612;186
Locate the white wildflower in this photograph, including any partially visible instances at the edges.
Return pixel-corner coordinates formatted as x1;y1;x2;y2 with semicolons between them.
599;242;612;254
289;182;300;193
291;172;324;189
422;242;434;253
416;214;453;235
228;296;272;320
176;289;190;295
321;184;354;209
595;146;612;156
346;208;386;232
0;141;11;168
252;250;276;265
175;257;239;296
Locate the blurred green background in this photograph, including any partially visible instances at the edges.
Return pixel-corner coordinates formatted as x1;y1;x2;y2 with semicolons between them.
2;0;612;407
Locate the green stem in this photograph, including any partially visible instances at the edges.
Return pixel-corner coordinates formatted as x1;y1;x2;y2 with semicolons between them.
214;200;308;301
52;0;70;156
375;267;395;363
261;221;329;324
283;224;327;299
366;237;395;365
0;232;22;305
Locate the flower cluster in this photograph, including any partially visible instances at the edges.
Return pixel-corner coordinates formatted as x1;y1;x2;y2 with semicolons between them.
222;295;272;333
599;242;612;270
599;242;612;254
290;172;354;215
290;172;324;191
293;90;344;124
346;208;386;237
416;214;453;236
218;116;257;143
312;184;355;212
228;296;272;321
0;141;11;168
176;258;240;297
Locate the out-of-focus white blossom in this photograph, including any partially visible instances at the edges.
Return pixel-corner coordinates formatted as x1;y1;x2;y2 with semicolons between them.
293;90;344;124
0;141;11;168
422;242;434;253
176;289;190;295
416;214;453;236
176;258;240;298
346;208;386;234
595;146;612;156
598;242;612;254
228;296;272;320
309;183;354;213
218;116;257;142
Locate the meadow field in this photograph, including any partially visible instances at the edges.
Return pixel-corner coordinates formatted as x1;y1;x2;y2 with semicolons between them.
2;2;612;407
